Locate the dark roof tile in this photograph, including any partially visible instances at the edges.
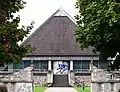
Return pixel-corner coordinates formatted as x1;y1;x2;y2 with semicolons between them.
22;9;99;56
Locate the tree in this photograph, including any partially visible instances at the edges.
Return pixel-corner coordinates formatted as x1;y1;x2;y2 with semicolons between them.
75;0;120;70
0;0;34;64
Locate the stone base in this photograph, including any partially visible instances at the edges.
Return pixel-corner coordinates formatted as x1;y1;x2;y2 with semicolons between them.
75;73;91;86
33;73;47;87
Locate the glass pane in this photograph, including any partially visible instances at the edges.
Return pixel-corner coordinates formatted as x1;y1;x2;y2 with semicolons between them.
73;60;82;69
93;60;99;68
82;60;90;71
23;60;31;68
33;60;39;69
99;61;108;69
13;61;23;69
40;61;48;69
33;60;48;70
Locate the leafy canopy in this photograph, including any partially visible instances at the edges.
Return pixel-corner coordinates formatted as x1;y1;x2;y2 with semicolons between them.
75;0;120;69
0;0;34;64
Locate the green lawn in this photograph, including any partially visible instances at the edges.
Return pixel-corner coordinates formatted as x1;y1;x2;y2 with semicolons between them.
34;87;47;92
34;86;90;92
76;86;90;92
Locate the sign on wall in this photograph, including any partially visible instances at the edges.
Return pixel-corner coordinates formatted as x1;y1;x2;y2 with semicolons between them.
53;61;68;75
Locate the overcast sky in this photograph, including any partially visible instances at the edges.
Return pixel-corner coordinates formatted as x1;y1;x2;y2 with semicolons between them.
18;0;77;32
17;0;77;43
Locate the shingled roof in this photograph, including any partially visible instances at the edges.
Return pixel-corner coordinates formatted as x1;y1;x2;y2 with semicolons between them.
22;8;98;56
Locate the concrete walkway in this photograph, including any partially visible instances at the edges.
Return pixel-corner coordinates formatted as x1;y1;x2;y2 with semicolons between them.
44;87;78;92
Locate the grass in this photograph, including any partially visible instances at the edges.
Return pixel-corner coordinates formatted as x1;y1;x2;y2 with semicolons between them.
34;87;47;92
76;86;90;92
33;86;90;92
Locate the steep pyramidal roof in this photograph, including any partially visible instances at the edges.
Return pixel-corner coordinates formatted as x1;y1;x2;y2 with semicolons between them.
22;8;97;56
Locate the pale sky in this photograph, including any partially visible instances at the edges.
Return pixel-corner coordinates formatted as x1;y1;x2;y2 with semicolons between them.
17;1;119;59
17;0;77;43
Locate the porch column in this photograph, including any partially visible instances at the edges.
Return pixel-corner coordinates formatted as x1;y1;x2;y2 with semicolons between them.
8;63;13;72
47;60;53;84
90;60;93;72
70;60;73;71
48;60;52;70
30;60;34;66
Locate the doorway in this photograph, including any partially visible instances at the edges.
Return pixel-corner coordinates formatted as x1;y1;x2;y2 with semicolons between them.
53;61;69;75
52;60;70;87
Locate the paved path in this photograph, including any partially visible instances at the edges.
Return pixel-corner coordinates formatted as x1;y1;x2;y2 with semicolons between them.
44;87;78;92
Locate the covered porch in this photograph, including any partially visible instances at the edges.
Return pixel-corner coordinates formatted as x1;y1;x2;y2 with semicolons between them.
3;56;102;87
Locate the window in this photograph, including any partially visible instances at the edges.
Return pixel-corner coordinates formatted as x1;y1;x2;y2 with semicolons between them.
40;61;48;69
73;60;90;71
93;60;99;68
99;61;108;69
13;60;31;70
13;61;23;70
82;60;90;71
33;61;39;69
73;60;82;69
23;60;31;68
33;60;48;70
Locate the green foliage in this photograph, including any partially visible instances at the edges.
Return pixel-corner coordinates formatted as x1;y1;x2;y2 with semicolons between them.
0;0;34;64
75;0;120;69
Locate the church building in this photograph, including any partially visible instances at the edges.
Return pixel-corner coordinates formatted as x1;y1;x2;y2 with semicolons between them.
1;8;109;87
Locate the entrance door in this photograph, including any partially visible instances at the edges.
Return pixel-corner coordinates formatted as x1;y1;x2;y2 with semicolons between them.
53;61;68;75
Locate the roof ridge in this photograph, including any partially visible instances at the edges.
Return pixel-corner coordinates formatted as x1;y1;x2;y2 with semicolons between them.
54;8;76;23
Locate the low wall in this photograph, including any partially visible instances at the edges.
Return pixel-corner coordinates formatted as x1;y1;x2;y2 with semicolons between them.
0;82;33;92
91;68;120;92
68;71;75;86
33;73;47;87
0;67;33;92
75;73;91;86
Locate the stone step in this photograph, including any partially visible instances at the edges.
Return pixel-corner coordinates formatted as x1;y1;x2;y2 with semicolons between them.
51;75;70;87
